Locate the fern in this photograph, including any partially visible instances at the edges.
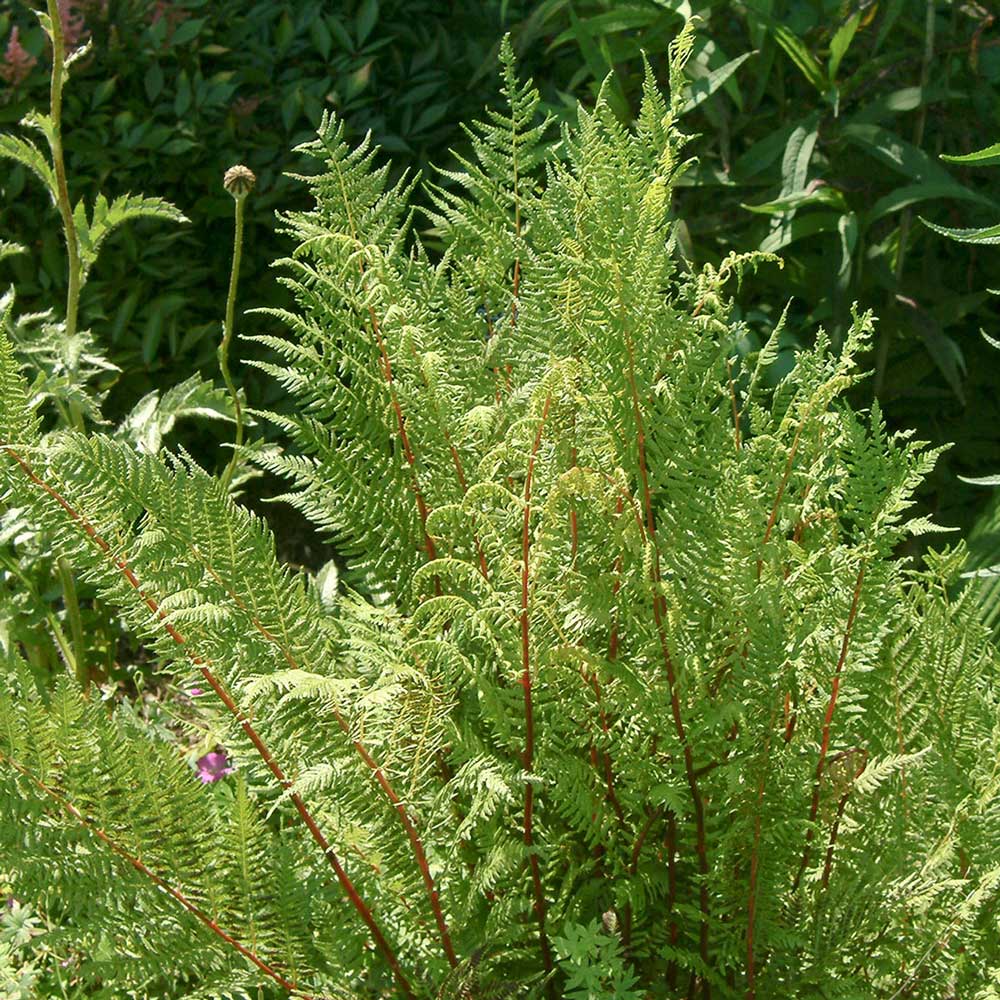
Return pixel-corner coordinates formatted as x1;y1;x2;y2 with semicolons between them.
0;30;998;1000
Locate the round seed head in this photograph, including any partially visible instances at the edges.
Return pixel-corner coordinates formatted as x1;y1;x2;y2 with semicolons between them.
223;164;256;199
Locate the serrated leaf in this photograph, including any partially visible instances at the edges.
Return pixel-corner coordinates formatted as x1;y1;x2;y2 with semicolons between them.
77;193;189;280
920;217;1000;246
117;374;235;454
0;243;26;263
940;142;1000;168
0;136;56;201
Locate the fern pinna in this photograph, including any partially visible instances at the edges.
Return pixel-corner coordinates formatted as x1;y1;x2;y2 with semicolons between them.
2;28;999;1000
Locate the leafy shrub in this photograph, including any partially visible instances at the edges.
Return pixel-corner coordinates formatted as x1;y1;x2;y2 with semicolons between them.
1;27;999;1000
0;0;529;422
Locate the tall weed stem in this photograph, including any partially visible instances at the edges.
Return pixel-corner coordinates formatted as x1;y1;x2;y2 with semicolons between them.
219;166;254;489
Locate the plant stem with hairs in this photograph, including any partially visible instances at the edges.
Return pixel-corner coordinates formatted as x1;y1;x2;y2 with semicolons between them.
44;0;82;359
219;165;255;489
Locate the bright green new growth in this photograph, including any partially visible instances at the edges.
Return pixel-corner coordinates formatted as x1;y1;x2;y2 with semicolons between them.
1;29;999;1000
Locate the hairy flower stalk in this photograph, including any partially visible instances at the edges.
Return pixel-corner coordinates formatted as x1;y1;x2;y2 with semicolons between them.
219;164;254;489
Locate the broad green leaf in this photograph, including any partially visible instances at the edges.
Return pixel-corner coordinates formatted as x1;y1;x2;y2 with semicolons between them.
920;218;1000;246
170;17;205;47
842;124;953;183
731;121;797;181
865;182;997;225
743;184;847;215
567;7;629;120
549;8;660;48
851;86;931;125
356;0;379;46
309;16;332;60
940;142;1000;168
896;296;966;403
828;11;861;82
680;51;756;114
759;211;841;253
0;136;56;200
780;113;820;195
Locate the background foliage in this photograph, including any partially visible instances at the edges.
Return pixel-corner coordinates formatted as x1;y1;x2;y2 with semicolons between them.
1;1;997;536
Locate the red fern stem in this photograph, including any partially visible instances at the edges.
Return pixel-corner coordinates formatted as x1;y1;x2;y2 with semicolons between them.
821;749;868;890
745;733;773;1000
520;395;555;988
366;304;438;571
757;416;807;582
2;447;418;1000
193;556;458;968
793;563;866;893
623;340;712;993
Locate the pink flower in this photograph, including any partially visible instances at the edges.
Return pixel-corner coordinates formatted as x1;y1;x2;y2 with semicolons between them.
188;687;204;697
0;27;37;86
195;750;235;784
58;1;89;51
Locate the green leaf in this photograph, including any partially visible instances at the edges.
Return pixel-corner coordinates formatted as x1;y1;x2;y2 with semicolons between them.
850;86;937;125
169;17;204;47
866;182;997;225
743;184;847;215
309;15;332;60
959;475;1000;487
895;295;966;403
940;142;1000;168
842;124;953;184
117;374;235;455
828;11;861;82
759;211;841;253
680;51;756;114
780;113;820;195
873;0;906;53
769;22;826;92
836;211;858;295
0;135;56;201
920;217;1000;246
144;62;164;102
356;0;379;46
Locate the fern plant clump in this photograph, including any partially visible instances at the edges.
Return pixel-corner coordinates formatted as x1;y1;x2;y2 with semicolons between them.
1;28;999;1000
